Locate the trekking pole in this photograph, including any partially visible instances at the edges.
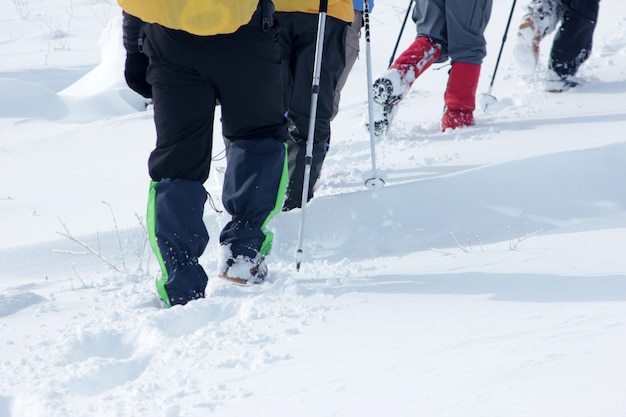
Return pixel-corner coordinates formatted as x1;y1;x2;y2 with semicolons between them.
364;0;385;189
295;0;328;272
479;0;517;111
389;0;415;67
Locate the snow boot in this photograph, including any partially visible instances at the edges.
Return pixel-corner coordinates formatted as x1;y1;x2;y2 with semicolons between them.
513;0;561;74
544;71;580;93
442;62;481;131
219;254;268;285
370;37;441;135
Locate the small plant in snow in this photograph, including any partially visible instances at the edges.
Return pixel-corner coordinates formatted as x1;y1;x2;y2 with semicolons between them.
66;0;75;18
71;266;89;289
12;0;30;20
508;226;543;250
91;1;114;27
450;231;471;253
43;19;71;51
56;201;151;276
448;224;543;253
57;216;122;273
450;226;483;253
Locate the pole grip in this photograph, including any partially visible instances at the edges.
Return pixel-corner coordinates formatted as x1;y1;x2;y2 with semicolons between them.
320;0;328;14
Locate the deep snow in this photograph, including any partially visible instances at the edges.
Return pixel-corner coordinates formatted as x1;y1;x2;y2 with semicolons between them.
1;1;625;416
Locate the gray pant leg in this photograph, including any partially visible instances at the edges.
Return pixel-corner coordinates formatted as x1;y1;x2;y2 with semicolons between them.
414;0;446;43
332;10;363;120
414;0;492;64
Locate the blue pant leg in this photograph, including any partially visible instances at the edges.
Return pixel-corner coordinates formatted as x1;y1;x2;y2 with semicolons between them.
220;138;288;259
148;179;209;307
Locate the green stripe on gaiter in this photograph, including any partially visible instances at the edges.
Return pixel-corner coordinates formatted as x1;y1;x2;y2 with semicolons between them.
259;142;289;255
147;181;171;308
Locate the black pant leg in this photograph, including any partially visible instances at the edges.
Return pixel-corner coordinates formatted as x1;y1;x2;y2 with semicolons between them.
144;25;217;183
277;13;348;209
549;0;600;78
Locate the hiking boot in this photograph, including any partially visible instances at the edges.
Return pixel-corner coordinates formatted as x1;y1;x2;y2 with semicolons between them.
442;110;475;131
369;69;405;136
219;255;267;285
514;0;562;74
544;71;580;93
441;62;480;131
367;37;442;135
514;15;542;74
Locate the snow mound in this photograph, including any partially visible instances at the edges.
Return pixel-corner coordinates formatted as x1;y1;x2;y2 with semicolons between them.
0;78;68;120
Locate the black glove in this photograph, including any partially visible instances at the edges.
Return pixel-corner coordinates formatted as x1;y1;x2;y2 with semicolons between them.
122;11;151;99
124;52;152;99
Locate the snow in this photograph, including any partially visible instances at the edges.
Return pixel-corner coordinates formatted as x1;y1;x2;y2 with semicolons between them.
1;0;625;416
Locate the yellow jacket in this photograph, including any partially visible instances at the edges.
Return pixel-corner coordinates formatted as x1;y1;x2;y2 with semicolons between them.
273;0;353;23
117;0;260;36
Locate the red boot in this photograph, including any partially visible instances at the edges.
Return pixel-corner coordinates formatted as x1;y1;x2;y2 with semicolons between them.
370;37;442;135
390;36;442;87
442;62;481;131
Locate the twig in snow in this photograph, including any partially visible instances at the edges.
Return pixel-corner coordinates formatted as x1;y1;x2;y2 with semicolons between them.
509;226;543;250
56;217;121;272
72;265;88;289
450;231;470;253
12;0;30;19
102;201;126;270
134;213;150;273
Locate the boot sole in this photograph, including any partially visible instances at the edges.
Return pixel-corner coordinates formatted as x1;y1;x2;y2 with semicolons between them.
218;274;265;286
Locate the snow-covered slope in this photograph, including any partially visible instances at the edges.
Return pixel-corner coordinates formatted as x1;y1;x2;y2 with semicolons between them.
1;1;625;416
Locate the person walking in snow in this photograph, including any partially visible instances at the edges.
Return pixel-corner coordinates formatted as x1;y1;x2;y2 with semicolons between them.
274;0;353;211
331;0;375;121
513;0;600;91
119;0;289;307
370;0;493;134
